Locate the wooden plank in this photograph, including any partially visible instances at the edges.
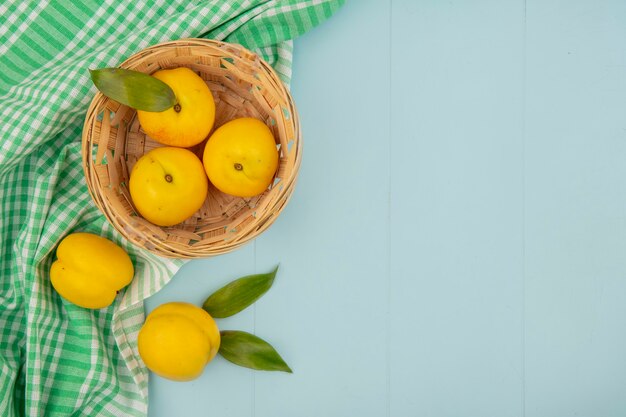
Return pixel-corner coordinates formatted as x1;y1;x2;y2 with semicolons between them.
390;0;525;416
254;1;390;416
524;1;626;415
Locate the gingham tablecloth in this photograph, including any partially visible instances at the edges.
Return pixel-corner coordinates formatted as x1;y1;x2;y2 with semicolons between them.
0;1;343;415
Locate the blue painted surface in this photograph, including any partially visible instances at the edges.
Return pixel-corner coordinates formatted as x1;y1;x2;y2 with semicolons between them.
146;1;626;416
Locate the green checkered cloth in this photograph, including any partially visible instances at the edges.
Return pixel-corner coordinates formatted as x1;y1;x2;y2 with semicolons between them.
0;1;343;416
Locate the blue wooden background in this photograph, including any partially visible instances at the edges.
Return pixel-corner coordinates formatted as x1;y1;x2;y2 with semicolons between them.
146;1;626;416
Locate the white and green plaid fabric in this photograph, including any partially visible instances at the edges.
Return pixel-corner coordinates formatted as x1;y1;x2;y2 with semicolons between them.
0;1;343;415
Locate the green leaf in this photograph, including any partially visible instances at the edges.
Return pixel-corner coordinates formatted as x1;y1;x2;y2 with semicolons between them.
203;265;278;318
89;68;176;112
219;330;292;373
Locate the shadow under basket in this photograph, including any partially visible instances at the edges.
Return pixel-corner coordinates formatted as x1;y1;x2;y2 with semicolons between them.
81;39;301;258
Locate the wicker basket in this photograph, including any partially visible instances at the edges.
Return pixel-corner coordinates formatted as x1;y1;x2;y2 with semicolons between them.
81;39;301;258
